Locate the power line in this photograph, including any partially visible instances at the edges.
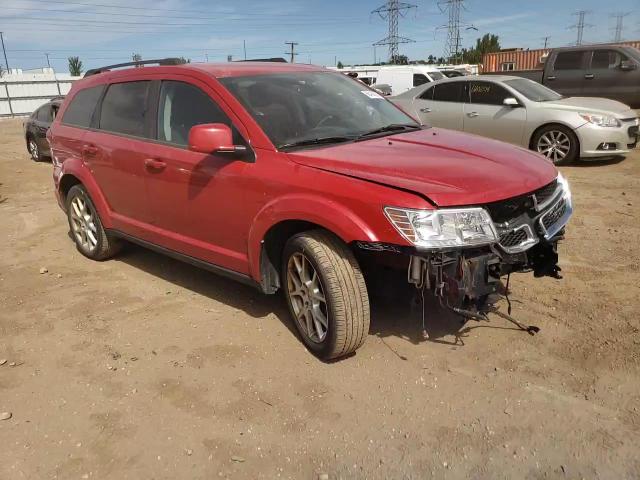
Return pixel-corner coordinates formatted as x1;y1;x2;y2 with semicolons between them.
569;10;592;46
372;0;417;63
610;12;630;43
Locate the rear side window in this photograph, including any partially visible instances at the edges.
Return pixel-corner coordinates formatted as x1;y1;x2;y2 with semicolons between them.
468;81;511;105
432;82;464;102
413;74;429;87
419;86;434;100
62;85;104;128
591;50;625;69
554;51;585;70
36;105;50;122
157;81;231;147
99;81;150;137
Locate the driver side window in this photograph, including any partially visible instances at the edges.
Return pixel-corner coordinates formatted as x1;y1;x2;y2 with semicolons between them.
157;81;231;147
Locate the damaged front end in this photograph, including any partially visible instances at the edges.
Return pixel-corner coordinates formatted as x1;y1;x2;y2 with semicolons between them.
362;174;572;332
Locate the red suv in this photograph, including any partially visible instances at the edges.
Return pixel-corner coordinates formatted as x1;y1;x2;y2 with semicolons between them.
48;59;572;359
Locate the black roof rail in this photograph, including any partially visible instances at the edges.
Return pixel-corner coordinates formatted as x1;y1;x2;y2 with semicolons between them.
84;58;186;77
234;57;288;63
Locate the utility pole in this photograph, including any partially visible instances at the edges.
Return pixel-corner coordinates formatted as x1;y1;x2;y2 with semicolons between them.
569;10;592;46
205;53;209;62
372;0;416;63
0;32;9;74
243;40;247;60
284;41;298;63
542;36;551;49
45;52;51;68
610;12;630;43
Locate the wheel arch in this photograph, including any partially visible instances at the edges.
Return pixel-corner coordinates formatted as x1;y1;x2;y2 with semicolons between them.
248;195;379;294
529;122;581;152
57;161;113;228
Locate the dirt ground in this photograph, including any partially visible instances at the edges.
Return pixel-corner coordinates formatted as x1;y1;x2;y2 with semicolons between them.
0;117;639;480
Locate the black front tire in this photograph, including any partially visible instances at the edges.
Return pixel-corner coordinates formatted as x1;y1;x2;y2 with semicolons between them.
282;230;370;360
531;124;579;166
66;184;121;261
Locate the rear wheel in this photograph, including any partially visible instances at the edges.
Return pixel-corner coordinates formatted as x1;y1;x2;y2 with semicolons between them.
27;136;43;162
66;184;121;260
532;125;578;165
282;230;370;360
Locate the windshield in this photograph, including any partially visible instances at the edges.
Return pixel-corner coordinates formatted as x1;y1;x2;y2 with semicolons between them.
504;78;563;102
219;71;419;149
427;71;445;81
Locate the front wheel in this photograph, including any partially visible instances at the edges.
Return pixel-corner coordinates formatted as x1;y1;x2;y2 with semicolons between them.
282;230;370;360
531;125;579;165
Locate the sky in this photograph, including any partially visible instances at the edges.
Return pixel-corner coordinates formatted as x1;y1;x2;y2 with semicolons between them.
1;0;639;74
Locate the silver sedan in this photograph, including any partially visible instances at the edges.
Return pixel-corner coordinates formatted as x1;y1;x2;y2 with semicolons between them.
391;75;639;165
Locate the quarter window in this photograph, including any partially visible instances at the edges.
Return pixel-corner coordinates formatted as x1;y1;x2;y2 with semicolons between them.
413;74;430;87
62;85;105;128
99;81;150;137
554;51;584;70
157;81;231;146
432;82;463;102
468;81;511;105
36;105;51;122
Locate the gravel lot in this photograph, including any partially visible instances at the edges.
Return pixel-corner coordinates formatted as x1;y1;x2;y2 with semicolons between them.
1;117;639;479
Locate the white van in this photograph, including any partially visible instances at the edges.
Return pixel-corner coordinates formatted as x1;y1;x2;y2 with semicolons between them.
375;66;445;95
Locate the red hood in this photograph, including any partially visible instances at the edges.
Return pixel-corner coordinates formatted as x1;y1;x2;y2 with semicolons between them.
287;128;558;206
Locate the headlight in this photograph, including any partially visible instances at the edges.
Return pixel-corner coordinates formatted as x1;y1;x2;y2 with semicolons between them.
557;172;572;202
579;112;621;127
384;207;498;248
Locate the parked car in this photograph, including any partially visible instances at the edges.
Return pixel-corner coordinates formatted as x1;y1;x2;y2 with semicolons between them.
391;76;639;165
375;65;445;95
24;97;63;161
48;59;572;359
484;45;640;108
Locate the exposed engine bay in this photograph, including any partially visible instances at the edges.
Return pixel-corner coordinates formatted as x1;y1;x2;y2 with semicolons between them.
358;175;572;334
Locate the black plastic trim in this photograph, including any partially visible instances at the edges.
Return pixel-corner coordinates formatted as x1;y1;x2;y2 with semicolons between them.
107;229;261;290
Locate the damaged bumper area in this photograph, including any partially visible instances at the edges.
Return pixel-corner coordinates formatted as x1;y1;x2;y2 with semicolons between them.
362;174;572;321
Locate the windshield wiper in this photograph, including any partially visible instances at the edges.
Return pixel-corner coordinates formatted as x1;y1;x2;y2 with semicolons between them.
279;136;355;150
354;123;421;140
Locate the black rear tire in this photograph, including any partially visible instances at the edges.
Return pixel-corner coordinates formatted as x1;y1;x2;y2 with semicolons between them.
66;184;121;261
27;136;43;162
282;230;370;360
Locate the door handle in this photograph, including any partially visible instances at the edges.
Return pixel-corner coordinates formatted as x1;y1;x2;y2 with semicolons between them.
82;144;99;155
144;158;167;171
547;76;556;81
584;73;594;80
420;107;432;113
467;111;479;118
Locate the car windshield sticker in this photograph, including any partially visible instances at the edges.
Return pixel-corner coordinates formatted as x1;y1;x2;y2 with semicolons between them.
361;90;383;99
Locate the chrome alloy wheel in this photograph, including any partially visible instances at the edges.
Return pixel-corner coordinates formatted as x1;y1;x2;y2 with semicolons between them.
536;130;571;164
286;252;329;343
70;195;98;252
28;139;39;160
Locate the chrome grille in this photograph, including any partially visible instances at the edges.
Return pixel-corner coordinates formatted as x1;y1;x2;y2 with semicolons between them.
499;228;528;248
534;180;559;210
541;199;567;231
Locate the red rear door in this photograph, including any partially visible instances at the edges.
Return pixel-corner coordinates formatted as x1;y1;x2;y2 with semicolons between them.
82;80;153;237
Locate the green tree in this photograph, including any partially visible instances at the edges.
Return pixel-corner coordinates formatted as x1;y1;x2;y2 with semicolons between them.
465;34;501;64
337;60;344;69
177;57;191;64
68;56;83;76
427;55;436;64
391;54;408;65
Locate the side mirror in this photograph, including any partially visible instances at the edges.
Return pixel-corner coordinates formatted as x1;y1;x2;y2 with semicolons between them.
503;97;521;107
620;60;637;71
188;123;246;155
